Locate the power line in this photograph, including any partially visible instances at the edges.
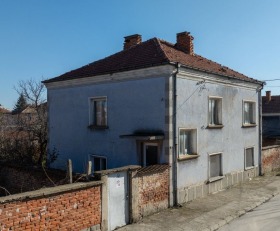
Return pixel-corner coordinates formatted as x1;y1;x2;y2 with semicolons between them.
261;79;280;81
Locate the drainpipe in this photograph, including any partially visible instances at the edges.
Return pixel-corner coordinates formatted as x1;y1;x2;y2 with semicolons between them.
258;84;264;176
172;63;180;206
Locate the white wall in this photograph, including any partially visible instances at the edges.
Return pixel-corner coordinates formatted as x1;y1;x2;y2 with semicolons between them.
176;71;260;188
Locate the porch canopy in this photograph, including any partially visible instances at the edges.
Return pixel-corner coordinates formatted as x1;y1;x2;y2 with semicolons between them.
120;130;164;141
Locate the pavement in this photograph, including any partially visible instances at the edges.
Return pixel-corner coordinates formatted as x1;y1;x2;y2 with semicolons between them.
117;175;280;231
219;193;280;231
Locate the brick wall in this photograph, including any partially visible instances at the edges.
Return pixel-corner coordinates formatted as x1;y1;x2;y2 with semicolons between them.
262;145;280;174
131;164;169;222
0;182;102;231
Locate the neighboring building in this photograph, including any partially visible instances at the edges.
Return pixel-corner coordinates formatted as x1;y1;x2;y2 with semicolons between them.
262;91;280;146
44;32;263;205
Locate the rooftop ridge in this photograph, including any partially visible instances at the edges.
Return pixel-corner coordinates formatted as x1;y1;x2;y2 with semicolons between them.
44;34;263;85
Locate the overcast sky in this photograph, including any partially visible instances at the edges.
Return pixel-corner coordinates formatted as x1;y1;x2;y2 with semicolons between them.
1;0;279;109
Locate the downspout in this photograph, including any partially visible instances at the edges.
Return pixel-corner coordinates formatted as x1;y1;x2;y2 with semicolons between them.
172;63;180;206
258;84;264;176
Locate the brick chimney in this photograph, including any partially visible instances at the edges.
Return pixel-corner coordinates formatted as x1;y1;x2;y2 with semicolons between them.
266;91;271;102
123;34;142;50
176;32;194;55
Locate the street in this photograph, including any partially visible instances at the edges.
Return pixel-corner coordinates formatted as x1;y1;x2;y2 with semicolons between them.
219;193;280;231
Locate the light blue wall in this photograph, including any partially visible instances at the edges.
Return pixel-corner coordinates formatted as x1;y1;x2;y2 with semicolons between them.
48;77;166;172
176;76;260;188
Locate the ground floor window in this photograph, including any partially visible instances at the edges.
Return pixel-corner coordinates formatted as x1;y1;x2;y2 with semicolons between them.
245;147;254;169
209;153;223;179
90;155;107;172
179;128;197;156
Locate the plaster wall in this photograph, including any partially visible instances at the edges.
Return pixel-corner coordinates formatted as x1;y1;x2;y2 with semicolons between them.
176;75;260;189
48;77;166;172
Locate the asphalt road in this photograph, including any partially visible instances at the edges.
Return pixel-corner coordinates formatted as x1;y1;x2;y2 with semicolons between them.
218;193;280;231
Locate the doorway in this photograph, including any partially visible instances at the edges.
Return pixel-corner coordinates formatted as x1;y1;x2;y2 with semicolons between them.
143;143;159;167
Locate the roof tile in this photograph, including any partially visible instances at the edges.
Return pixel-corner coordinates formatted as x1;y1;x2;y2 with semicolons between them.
44;37;261;84
262;96;280;114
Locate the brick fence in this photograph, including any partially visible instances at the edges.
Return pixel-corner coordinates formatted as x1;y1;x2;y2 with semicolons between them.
130;164;169;222
96;164;170;229
0;164;170;230
262;145;280;175
0;182;102;231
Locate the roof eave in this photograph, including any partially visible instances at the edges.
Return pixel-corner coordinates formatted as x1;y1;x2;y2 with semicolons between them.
170;62;264;86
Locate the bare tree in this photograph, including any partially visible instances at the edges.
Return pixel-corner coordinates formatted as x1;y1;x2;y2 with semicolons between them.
14;78;48;165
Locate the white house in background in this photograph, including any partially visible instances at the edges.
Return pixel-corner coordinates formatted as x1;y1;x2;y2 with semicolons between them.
44;32;264;205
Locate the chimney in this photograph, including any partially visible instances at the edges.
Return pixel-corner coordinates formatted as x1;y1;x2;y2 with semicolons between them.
266;91;271;102
123;34;142;50
176;31;194;55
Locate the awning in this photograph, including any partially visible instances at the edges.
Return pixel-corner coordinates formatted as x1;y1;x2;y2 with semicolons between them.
120;132;164;141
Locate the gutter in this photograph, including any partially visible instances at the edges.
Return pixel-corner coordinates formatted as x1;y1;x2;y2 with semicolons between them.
172;62;180;206
258;84;264;175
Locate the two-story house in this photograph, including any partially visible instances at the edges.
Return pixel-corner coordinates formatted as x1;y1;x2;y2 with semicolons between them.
44;32;263;205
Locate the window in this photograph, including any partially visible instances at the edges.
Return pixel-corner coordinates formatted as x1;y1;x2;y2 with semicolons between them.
89;97;107;127
245;147;254;169
179;129;197;156
90;155;107;172
208;97;222;127
243;101;256;125
209;153;223;180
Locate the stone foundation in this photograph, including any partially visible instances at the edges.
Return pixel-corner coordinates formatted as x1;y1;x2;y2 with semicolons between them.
178;166;259;204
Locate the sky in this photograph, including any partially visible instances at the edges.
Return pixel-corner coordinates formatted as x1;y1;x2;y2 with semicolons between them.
1;0;280;110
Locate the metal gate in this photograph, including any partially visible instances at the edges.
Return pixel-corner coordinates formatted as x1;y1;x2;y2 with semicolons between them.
108;171;129;230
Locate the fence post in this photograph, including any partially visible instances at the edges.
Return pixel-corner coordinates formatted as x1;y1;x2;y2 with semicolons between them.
67;159;73;183
86;161;92;180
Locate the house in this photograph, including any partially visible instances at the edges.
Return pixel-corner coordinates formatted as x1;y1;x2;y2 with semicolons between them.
44;32;263;205
262;91;280;146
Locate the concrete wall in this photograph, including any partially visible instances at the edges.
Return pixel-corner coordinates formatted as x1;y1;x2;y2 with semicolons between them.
262;145;280;174
175;71;260;203
48;77;166;172
0;182;102;231
177;166;258;204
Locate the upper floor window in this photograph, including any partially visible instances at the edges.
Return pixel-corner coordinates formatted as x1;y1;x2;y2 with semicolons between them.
89;97;107;128
208;97;222;127
243;101;256;126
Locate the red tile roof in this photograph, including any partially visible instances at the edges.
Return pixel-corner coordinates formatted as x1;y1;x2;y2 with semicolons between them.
0;107;10;114
262;95;280;114
44;38;261;84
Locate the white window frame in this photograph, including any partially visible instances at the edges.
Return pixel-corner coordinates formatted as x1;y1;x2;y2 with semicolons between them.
89;96;107;127
208;96;223;127
90;155;107;172
208;152;224;182
244;147;254;170
242;100;256;126
178;128;198;157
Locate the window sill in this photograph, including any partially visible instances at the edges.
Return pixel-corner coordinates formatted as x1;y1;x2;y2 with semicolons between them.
245;166;255;170
208;175;224;183
206;125;224;129
88;125;109;130
242;124;257;128
178;154;200;161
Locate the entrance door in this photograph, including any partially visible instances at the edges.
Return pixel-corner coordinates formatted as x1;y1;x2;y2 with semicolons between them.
143;143;159;167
